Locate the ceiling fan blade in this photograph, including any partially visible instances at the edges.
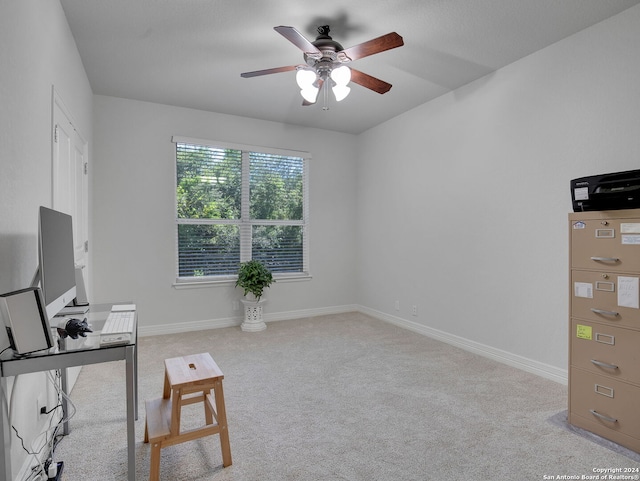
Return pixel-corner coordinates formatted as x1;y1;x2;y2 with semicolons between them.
240;65;298;78
274;26;322;55
340;32;404;62
350;69;392;94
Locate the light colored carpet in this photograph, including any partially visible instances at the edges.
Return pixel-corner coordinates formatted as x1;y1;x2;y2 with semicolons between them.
55;312;640;480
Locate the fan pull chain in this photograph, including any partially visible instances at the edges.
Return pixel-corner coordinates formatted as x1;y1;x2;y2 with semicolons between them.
322;81;330;110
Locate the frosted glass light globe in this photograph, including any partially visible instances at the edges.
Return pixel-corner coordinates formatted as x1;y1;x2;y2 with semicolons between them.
300;86;319;103
296;69;317;89
330;66;351;86
332;85;351;102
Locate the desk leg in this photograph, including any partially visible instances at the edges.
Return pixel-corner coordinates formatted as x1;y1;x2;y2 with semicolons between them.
61;368;70;435
134;341;138;420
126;345;136;481
1;377;12;481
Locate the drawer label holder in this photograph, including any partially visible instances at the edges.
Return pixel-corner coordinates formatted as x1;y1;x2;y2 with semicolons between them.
595;332;615;345
594;383;614;398
595;228;615;238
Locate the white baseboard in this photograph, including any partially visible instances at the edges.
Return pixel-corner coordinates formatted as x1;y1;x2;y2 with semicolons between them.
137;304;359;337
138;303;567;385
358;305;568;385
139;316;240;337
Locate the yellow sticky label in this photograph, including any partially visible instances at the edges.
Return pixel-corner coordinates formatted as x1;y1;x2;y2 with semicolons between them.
576;324;592;340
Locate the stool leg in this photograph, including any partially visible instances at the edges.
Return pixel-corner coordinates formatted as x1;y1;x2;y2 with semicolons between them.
204;389;214;425
170;387;181;436
213;380;232;467
162;369;171;399
149;441;161;481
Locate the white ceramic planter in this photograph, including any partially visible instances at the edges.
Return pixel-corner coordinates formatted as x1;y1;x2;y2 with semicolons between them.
240;297;267;332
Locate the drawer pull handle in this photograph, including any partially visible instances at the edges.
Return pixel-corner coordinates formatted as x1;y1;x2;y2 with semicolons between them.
590;256;620;263
590;308;619;317
590;359;619;370
590;409;617;423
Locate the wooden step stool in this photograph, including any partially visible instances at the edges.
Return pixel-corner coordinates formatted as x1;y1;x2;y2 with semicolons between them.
144;353;232;480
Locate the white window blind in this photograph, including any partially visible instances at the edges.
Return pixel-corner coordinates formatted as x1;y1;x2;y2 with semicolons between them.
173;136;310;282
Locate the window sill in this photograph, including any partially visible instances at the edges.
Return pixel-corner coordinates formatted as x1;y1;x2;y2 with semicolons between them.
173;273;312;290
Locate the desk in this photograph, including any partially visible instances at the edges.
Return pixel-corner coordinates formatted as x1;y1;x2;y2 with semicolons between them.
0;303;138;481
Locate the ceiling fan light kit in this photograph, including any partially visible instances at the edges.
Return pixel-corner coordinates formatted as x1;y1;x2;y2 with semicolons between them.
296;64;351;104
241;24;404;110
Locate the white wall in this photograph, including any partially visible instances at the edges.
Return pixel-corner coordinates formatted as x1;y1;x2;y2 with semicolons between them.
0;1;93;478
91;96;358;332
356;5;640;377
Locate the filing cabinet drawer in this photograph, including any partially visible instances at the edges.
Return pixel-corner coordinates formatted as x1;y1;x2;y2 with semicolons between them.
571;271;640;329
570;216;640;272
570;319;640;384
570;368;640;441
569;409;640;454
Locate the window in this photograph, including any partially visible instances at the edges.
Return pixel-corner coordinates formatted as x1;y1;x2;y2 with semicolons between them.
173;136;310;284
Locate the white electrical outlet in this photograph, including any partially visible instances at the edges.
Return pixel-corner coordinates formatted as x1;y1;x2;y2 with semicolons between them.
412;305;417;316
394;300;400;311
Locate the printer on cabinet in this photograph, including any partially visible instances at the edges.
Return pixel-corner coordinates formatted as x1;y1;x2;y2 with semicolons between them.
571;168;640;212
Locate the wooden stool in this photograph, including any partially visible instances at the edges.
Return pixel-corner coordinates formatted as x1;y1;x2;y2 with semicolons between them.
144;353;232;480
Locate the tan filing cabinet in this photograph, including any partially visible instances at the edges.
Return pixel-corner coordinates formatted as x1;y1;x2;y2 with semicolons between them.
569;209;640;453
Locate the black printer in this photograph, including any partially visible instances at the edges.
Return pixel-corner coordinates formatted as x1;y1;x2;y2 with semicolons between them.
571;169;640;212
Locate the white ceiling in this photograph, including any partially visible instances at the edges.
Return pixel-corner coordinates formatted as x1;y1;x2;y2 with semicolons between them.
60;0;640;135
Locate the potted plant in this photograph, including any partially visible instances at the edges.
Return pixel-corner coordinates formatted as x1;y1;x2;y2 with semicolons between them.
235;260;274;331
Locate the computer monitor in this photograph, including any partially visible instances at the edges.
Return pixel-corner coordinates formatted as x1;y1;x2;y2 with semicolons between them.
33;206;77;320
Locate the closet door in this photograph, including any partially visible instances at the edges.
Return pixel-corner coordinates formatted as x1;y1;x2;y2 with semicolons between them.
51;89;89;390
52;90;89;295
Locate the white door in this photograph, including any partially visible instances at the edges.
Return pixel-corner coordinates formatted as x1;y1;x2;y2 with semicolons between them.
52;89;89;390
52;90;89;292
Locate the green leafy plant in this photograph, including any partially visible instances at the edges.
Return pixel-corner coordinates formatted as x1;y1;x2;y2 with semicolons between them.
235;260;274;301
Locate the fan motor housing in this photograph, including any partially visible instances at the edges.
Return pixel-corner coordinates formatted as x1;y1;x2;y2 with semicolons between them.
312;37;343;53
304;25;344;67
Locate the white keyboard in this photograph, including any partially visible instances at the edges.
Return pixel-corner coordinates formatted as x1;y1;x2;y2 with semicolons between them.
102;310;135;335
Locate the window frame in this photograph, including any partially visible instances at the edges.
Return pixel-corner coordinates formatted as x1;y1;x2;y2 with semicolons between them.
172;136;311;288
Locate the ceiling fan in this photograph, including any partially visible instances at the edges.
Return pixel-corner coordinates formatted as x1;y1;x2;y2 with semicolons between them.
240;25;404;108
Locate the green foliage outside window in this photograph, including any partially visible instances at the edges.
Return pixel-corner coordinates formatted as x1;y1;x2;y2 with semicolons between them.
176;143;306;278
176;145;241;220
